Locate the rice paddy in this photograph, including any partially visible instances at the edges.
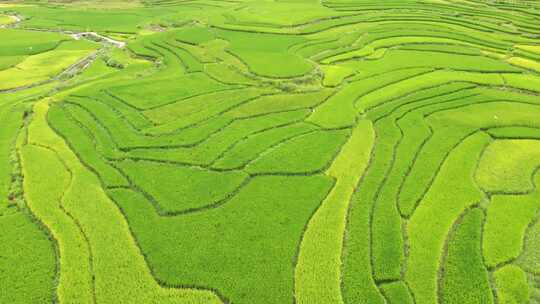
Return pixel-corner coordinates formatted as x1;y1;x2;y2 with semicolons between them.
1;0;539;303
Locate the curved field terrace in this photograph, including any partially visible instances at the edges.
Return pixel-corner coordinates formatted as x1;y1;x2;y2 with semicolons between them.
1;0;539;303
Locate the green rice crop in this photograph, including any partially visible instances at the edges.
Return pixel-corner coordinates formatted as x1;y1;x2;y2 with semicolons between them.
2;1;540;303
107;73;231;109
476;140;540;193
128;109;311;165
0;211;56;303
483;177;540;267
295;120;374;304
117;159;248;214
228;89;334;118
0;29;68;56
109;174;333;304
405;132;489;304
309;67;431;128
379;282;414;304
214;29;313;78
518;217;540;298
23;101;222;304
494;265;530;304
0;14;14;25
47;104;128;187
439;208;493;304
246;129;349;174
0;93;56;304
0;38;99;90
212;122;318;170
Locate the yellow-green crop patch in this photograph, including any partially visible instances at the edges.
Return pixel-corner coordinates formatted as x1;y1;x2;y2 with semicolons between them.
0;14;15;25
2;0;540;303
0;40;99;90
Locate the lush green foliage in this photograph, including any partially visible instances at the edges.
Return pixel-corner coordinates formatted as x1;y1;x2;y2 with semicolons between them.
494;265;530;304
117;159;248;214
0;90;56;304
109;175;333;304
295;120;374;304
440;208;493;304
2;0;540;303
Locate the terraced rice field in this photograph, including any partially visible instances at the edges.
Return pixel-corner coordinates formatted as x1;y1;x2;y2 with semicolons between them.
1;0;539;303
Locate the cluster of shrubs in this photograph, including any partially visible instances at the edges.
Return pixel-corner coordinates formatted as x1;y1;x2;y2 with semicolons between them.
103;55;125;69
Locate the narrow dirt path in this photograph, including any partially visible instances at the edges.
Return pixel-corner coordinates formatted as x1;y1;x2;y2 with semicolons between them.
0;12;126;93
